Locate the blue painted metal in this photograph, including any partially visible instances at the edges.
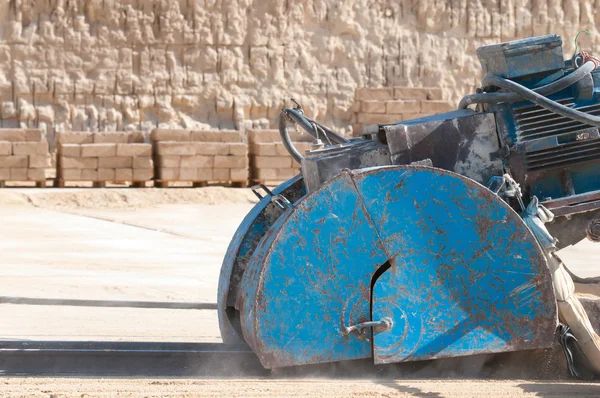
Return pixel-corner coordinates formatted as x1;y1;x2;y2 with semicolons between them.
217;175;306;344
356;167;557;364
476;35;564;81
239;170;388;367
238;166;557;368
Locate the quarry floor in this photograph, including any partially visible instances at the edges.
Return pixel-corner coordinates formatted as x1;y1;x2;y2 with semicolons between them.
0;187;599;397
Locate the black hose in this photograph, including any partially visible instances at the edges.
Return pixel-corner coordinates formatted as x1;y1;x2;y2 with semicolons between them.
459;61;596;109
278;111;304;164
481;73;600;127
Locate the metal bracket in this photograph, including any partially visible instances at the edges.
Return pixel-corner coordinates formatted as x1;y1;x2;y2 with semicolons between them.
487;173;526;211
487;176;506;194
342;317;393;341
588;219;600;242
251;184;293;210
523;196;557;250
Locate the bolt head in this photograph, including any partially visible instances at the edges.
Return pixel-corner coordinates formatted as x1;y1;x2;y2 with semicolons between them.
587;219;600;242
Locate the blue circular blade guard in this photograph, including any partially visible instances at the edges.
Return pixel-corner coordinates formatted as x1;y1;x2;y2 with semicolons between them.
237;166;557;368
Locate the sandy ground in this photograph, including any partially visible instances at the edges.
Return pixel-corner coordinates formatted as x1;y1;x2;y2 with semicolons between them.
1;378;600;397
0;188;258;341
1;187;600;396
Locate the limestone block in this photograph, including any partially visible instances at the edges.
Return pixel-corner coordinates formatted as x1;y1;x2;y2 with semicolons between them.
0;156;28;168
133;156;153;169
27;168;46;181
250;143;277;156
253;156;292;168
181;155;214;168
213;168;230;180
357;113;403;124
356;88;394;101
0;141;11;155
194;142;230;155
248;129;308;143
81;144;117;157
386;100;421;114
248;130;278;144
158;167;180;180
421;100;454;114
25;129;43;142
196;168;214;180
156;142;195;156
361;101;386;114
393;87;430;100
128;131;148;143
190;130;242;142
12;142;48;156
214;155;249;168
115;168;133;181
229;143;248;156
393;88;443;101
179;168;198;180
133;168;153;181
29;155;51;168
61;157;99;169
252;167;277;180
99;156;133;168
81;169;98;181
151;129;190;142
157;155;181;168
0;168;9;180
98;168;116;181
425;88;444;100
230;168;248;181
116;143;152;157
10;168;28;180
276;143;306;157
57;132;94;144
61;169;82;180
0;130;26;142
59;144;81;157
94;132;131;144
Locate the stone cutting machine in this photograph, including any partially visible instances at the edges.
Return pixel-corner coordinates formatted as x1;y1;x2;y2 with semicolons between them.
218;35;600;375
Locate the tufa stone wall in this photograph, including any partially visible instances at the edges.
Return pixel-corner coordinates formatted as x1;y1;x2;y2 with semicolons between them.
0;1;596;148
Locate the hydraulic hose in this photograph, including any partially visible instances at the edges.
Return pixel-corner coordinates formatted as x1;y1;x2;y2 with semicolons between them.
481;72;600;127
284;108;320;141
307;117;351;144
459;60;596;109
278;106;351;163
278;111;304;164
285;108;349;144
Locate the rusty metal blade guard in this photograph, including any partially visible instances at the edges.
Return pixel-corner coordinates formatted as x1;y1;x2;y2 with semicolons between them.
236;166;557;368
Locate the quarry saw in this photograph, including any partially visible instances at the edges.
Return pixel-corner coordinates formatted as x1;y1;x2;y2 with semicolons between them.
218;35;600;376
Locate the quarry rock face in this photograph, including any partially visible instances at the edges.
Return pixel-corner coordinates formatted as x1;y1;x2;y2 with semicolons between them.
0;0;595;146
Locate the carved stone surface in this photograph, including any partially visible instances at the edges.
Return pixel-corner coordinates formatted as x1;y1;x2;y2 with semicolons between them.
0;1;592;147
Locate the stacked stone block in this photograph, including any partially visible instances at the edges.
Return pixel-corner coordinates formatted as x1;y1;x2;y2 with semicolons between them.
248;129;311;184
0;1;595;142
0;129;50;187
352;87;454;135
56;132;153;187
151;129;249;187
